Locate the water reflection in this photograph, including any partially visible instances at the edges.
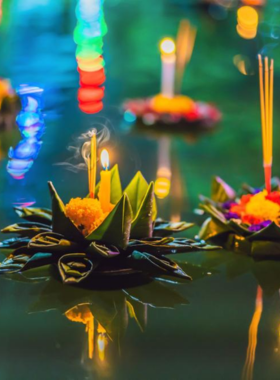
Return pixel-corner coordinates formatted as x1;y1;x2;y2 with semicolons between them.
27;278;190;377
6;84;44;179
242;286;263;380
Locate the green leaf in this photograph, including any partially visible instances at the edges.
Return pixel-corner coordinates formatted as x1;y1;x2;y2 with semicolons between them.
0;248;53;273
0;237;30;249
86;193;132;249
124;171;157;221
58;253;98;284
248;222;280;241
128;236;220;254
130;182;154;239
200;203;227;224
198;217;230;241
211;176;235;203
86;241;120;258
48;182;84;242
14;207;52;225
29;232;79;253
127;251;191;280
1;222;51;237
153;219;194;237
95;164;123;205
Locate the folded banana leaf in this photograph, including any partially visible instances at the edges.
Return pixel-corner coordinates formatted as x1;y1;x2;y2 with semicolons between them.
126;251;191;280
14;207;52;225
199;176;280;259
0;176;220;285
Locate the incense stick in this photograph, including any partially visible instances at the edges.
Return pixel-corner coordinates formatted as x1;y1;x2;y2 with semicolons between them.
90;132;96;198
258;54;274;193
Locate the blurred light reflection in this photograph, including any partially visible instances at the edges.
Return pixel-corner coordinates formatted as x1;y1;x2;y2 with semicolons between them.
74;0;107;114
237;6;259;40
7;85;45;179
242;286;263;380
155;137;171;199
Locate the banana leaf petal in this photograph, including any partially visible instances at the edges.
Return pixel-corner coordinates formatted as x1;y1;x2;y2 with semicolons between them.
130;182;154;239
153;219;194;237
211;176;236;202
1;222;51;237
128;237;219;255
29;232;79;253
86;193;132;249
0;237;30;249
124;171;157;220
48;182;84;242
86;241;120;258
248;222;280;241
95;164;123;204
127;250;191;280
0;248;53;273
198;217;230;241
14;207;52;225
58;252;98;284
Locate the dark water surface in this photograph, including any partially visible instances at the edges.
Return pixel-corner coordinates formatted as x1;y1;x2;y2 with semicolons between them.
1;0;280;379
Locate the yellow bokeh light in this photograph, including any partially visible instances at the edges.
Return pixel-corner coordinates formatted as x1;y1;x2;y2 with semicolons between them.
160;38;176;55
237;6;258;40
155;177;171;199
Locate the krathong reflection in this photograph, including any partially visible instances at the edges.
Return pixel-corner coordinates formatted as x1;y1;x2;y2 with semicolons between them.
242;286;263;380
74;0;107;114
24;276;205;375
123;19;221;133
6;85;44;179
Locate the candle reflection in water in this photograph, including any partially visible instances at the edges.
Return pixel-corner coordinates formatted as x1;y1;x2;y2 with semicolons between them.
6;85;45;179
64;298;146;370
155;137;171;200
242;286;263;380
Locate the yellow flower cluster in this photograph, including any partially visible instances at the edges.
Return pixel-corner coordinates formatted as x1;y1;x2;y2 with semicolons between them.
151;94;195;114
65;197;107;236
245;190;280;223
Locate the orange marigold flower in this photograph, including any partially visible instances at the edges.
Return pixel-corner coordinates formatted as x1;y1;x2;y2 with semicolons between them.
230;204;245;216
65;197;108;236
240;194;253;205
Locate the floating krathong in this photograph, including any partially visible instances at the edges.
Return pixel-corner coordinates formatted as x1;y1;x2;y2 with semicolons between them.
123;20;221;132
198;55;278;258
0;130;217;284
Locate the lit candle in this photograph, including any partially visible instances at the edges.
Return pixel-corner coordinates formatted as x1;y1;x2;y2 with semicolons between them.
99;149;111;212
160;38;176;98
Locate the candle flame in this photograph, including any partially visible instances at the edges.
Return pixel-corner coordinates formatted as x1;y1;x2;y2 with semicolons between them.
101;149;109;170
160;38;176;55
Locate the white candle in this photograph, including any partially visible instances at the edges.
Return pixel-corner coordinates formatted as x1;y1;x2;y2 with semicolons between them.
160;38;176;98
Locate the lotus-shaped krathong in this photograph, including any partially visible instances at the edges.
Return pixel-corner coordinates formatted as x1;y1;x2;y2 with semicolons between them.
0;166;217;284
199;176;280;259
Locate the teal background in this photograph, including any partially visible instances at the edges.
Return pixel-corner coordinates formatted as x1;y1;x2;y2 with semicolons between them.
1;0;280;379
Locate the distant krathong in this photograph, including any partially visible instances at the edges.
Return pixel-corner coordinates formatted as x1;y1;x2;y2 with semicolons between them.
123;21;221;132
199;55;278;259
